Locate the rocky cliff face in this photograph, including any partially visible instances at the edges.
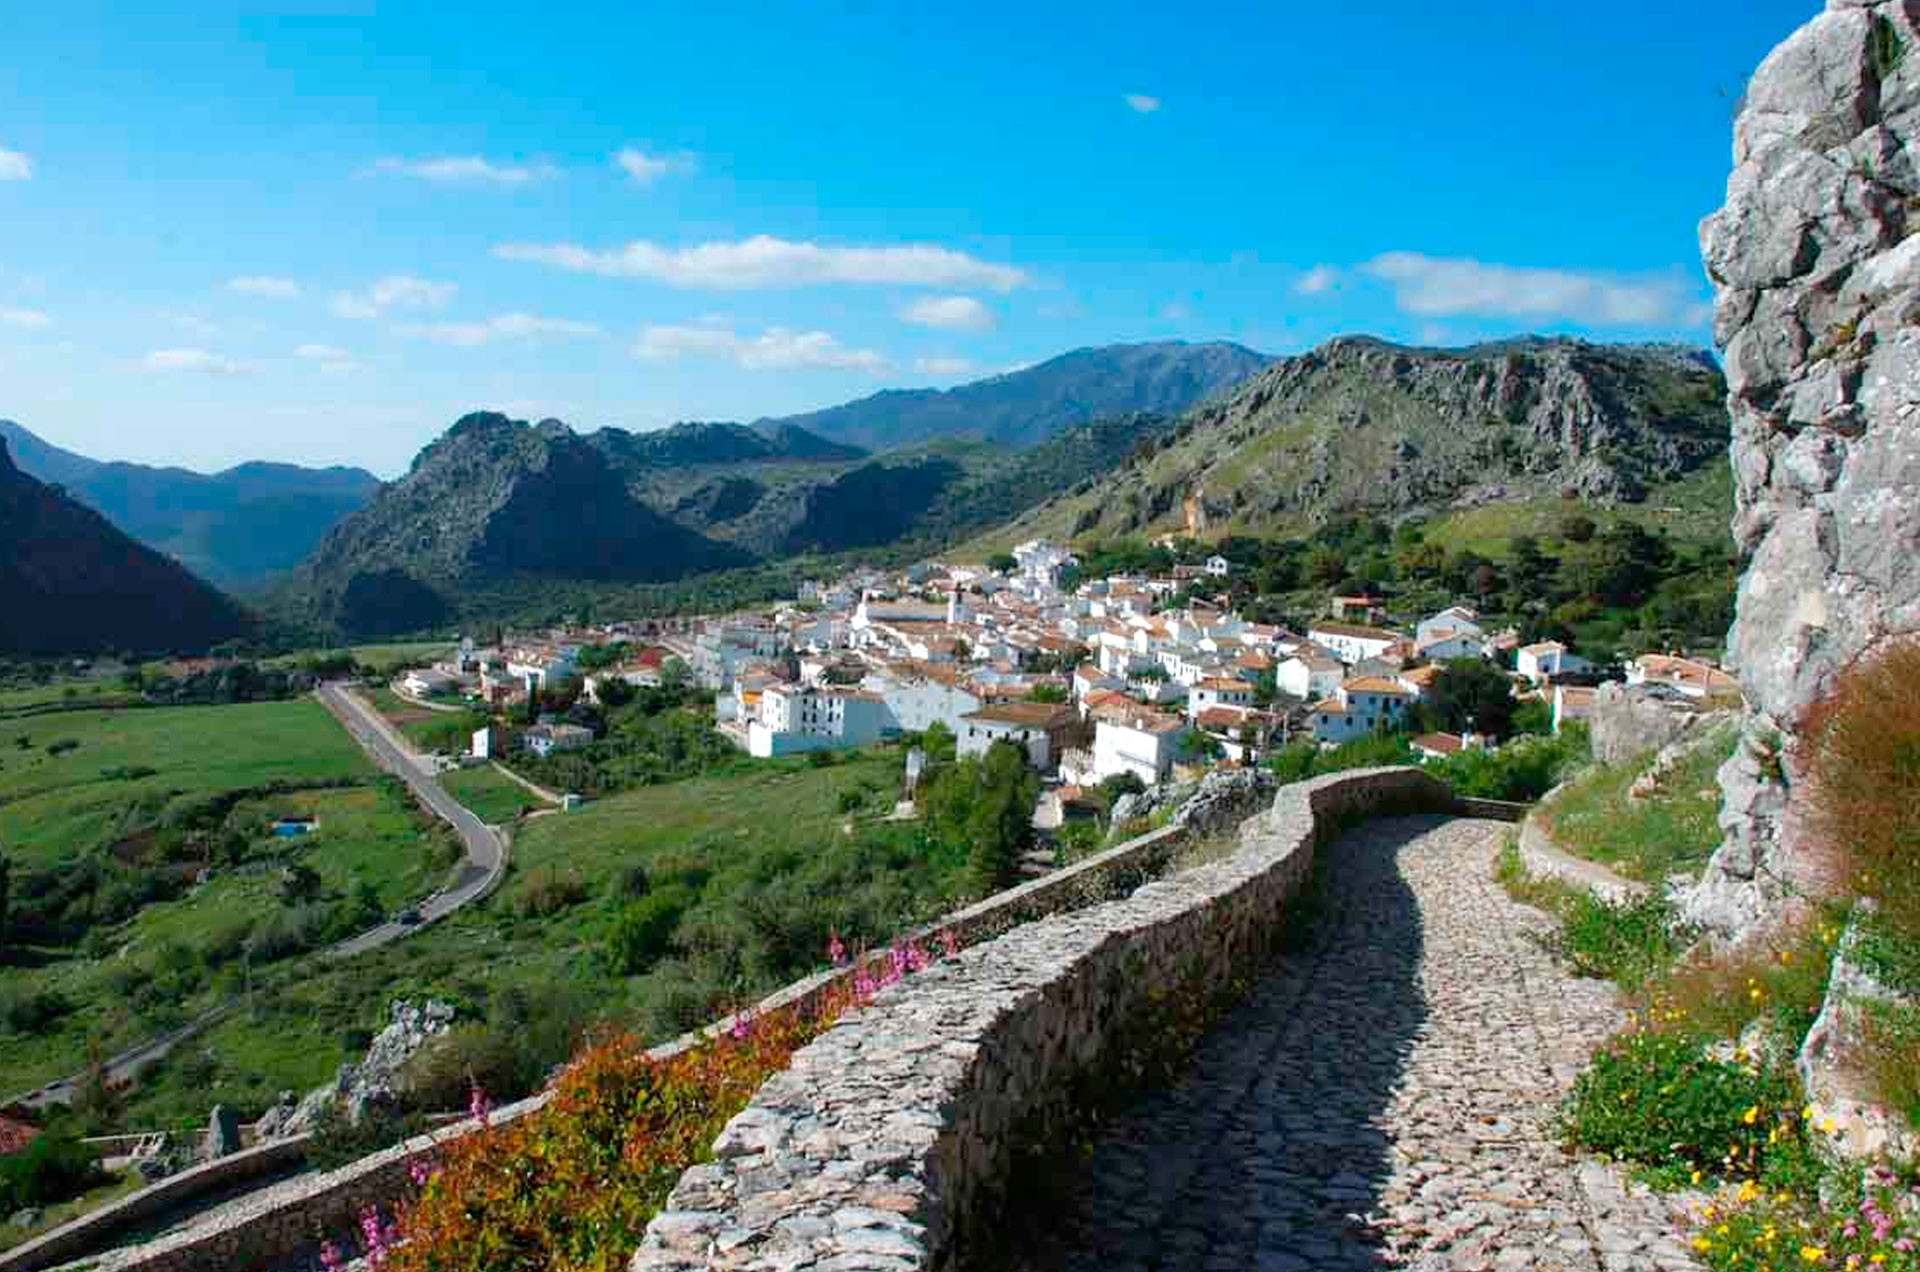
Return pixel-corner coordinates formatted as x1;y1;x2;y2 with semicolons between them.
1691;0;1920;936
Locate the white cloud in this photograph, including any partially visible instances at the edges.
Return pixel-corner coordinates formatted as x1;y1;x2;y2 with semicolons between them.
372;155;557;185
331;274;458;320
613;147;692;185
901;294;996;331
1294;264;1340;295
634;323;888;372
294;342;362;373
497;234;1027;292
398;312;604;347
1123;93;1161;114
1159;301;1193;322
165;312;224;338
0;147;31;180
228;275;303;299
915;356;976;376
144;348;243;374
1361;251;1708;328
0;307;51;329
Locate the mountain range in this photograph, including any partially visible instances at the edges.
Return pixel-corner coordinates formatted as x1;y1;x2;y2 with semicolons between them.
0;420;380;591
759;340;1271;450
0;437;249;656
0;335;1735;647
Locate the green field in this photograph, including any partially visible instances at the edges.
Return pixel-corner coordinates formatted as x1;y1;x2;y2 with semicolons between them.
262;641;454;676
0;778;451;1098
107;746;959;1125
0;700;376;869
0;680;137;715
440;766;549;823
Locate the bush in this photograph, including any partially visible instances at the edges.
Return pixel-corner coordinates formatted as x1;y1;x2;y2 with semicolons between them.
245;903;331;963
1561;1029;1803;1186
1557;891;1691;992
0;1127;110;1214
1;987;70;1036
1805;639;1920;942
606;885;696;976
400;1024;536;1113
517;868;589;919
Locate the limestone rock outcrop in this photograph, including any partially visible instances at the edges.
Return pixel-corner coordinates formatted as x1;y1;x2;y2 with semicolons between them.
1692;0;1920;938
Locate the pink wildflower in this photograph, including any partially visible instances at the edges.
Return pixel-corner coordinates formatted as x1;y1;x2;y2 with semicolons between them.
468;1081;492;1127
358;1204;398;1268
319;1241;346;1271
407;1155;436;1188
938;927;960;959
827;929;848;965
729;1008;756;1041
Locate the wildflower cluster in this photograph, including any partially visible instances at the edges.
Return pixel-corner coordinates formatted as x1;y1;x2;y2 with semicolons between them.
372;929;961;1272
1692;1162;1920;1272
1560;1029;1805;1187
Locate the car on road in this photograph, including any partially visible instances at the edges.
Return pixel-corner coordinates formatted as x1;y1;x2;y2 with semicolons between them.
394;905;422;926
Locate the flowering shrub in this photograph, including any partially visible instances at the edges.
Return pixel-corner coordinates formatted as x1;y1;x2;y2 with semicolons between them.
1560;1030;1806;1188
374;934;951;1272
1690;1160;1920;1272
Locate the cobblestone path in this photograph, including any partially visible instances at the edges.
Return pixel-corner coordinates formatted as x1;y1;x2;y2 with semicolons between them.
1006;815;1699;1272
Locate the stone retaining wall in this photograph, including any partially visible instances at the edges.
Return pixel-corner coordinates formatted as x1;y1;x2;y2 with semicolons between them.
630;767;1459;1271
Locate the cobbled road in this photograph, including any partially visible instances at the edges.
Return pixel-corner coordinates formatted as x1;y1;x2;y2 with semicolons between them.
1007;815;1700;1272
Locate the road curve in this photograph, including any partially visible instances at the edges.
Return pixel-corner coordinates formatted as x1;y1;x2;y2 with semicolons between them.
7;685;509;1109
314;681;507;956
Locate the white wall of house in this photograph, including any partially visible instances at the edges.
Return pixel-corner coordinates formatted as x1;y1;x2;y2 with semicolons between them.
1277;657;1344;701
1091;720;1182;785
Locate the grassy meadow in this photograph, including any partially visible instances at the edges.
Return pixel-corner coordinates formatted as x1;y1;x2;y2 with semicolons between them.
439;766;549;824
1540;723;1738;883
0;700;375;869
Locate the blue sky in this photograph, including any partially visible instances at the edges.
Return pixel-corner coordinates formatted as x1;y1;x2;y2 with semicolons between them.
0;0;1813;476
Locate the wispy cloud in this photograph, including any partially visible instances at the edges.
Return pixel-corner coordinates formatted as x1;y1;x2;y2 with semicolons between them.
1361;251;1709;328
144;348;243;374
634;323;887;372
294;343;361;373
1159;301;1193;322
1123;93;1162;114
901;294;996;332
372;155;557;185
613;147;693;185
1294;264;1340;295
228;275;303;299
914;356;975;376
497;234;1027;292
331;274;458;320
0;146;31;181
398;312;603;347
0;307;51;329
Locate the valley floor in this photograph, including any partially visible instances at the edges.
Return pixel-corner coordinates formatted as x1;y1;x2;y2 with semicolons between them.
1005;816;1698;1272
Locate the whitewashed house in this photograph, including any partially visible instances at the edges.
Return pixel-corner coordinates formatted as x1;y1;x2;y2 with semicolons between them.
1187;677;1254;720
1309;677;1414;745
1307;622;1403;667
748;685;893;758
1091;709;1190;785
1516;641;1593;686
1277;651;1345;701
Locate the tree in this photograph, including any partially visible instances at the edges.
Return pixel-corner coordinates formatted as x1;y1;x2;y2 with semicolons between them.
280;863;323;906
987;552;1017;574
1560;513;1598;543
1026;683;1068;704
1423;658;1518;740
924;740;1039;898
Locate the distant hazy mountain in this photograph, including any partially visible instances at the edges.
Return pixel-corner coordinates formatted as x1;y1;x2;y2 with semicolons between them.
285;413;755;638
0;437;248;656
0;420;380;591
760;341;1273;451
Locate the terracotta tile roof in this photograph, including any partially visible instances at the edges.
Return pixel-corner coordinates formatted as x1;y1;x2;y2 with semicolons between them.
1412;732;1466;755
1310;621;1403;641
965;702;1077;728
1343;677;1414;697
0;1114;40;1155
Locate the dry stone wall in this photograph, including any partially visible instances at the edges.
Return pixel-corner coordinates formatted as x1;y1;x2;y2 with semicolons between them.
1695;0;1920;937
629;768;1460;1272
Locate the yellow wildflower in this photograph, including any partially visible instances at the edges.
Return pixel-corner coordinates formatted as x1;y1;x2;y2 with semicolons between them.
1802;1246;1827;1264
1692;1170;1705;1185
1872;1255;1887;1265
1695;1237;1716;1253
1744;1105;1761;1125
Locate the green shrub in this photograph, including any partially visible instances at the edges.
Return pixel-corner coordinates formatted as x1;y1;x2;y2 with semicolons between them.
1561;1029;1803;1186
1559;891;1691;992
400;1024;535;1113
0;1127;109;1214
517;867;589;919
606;884;697;975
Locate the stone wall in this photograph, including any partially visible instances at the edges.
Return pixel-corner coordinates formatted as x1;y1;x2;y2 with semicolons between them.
629;768;1460;1271
1695;0;1920;938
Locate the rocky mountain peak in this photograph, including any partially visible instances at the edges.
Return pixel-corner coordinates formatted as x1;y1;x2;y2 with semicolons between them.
1689;0;1920;936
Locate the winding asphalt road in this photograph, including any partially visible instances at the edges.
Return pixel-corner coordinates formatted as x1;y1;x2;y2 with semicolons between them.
7;684;508;1109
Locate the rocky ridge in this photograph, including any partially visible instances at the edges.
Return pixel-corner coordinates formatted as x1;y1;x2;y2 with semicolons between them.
1690;0;1920;937
981;336;1730;547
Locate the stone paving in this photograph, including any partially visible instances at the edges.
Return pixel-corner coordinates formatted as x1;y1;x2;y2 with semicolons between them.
1004;815;1701;1272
